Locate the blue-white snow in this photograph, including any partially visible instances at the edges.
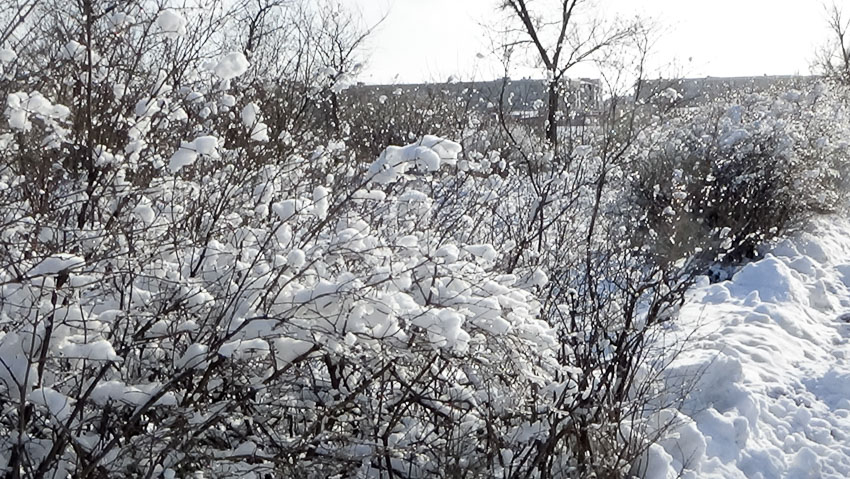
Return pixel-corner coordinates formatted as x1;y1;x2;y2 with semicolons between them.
649;214;850;478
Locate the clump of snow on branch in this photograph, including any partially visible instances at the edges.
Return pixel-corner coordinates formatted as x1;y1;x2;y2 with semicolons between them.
155;9;186;38
367;135;462;184
213;52;249;80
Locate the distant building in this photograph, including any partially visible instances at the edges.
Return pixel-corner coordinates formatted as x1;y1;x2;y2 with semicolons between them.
346;77;603;127
637;75;821;106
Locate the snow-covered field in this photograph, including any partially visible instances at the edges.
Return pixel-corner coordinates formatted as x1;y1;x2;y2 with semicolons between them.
651;214;850;478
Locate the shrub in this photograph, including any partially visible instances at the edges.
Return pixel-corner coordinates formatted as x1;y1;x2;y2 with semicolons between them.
629;85;849;274
0;0;775;477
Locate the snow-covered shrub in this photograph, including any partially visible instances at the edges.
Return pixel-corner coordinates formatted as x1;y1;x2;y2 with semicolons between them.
0;82;568;479
409;96;708;476
0;4;581;476
340;84;488;160
0;1;748;477
629;84;849;272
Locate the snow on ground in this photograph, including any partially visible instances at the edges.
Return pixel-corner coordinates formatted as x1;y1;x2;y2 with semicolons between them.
653;214;850;479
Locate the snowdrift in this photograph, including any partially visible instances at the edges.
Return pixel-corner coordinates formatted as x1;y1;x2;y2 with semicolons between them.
651;215;850;478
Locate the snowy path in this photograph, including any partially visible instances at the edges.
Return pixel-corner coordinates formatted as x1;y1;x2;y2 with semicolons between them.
652;215;850;479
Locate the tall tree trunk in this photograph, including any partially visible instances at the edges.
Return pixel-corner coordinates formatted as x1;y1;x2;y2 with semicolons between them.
546;78;559;150
329;90;341;134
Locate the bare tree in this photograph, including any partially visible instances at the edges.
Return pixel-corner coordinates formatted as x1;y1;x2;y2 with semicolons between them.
498;0;641;153
817;3;850;84
311;0;383;134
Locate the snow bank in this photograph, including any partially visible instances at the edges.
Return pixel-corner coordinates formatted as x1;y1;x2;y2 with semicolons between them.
652;215;850;478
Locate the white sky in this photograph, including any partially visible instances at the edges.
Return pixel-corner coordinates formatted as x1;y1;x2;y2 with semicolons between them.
343;0;829;84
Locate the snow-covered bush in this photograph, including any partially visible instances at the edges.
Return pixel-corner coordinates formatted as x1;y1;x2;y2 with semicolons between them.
341;85;474;159
629;84;850;273
0;59;569;479
337;81;524;166
1;0;812;477
0;3;584;476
